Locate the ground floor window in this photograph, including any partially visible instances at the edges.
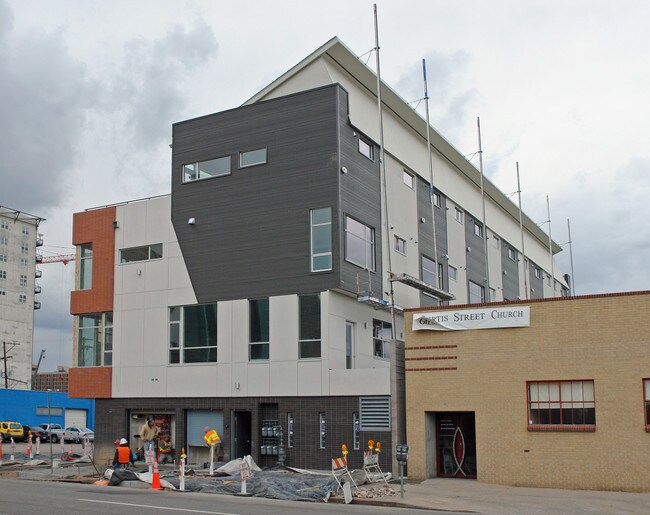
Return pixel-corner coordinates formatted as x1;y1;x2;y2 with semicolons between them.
527;380;595;430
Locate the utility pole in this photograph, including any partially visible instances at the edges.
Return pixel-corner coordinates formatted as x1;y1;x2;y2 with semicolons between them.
1;341;19;389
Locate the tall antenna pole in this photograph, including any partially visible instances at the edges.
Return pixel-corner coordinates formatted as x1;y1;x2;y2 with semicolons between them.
516;163;528;299
567;218;575;295
423;59;440;301
546;195;554;296
374;4;396;338
477;118;490;300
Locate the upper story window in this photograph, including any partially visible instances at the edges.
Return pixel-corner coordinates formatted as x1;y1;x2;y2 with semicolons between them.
169;304;218;364
77;313;112;367
182;156;231;183
402;170;414;189
491;235;500;249
20;258;28;267
20;275;27;286
249;298;269;361
373;319;392;359
0;219;9;229
473;221;483;238
421;255;437;287
298;293;321;359
239;148;267;168
455;208;464;223
508;247;517;261
432;192;442;208
0;236;7;245
0;254;6;262
468;280;485;304
120;243;162;263
394;235;406;255
21;227;29;236
0;270;6;279
19;292;27;303
527;380;595;430
448;265;457;281
345;216;375;271
358;135;375;161
0;288;5;296
21;243;28;254
310;208;332;272
79;243;93;290
534;267;542;279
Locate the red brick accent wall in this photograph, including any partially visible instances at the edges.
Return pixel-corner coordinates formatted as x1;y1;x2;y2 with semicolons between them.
68;367;112;399
70;207;116;315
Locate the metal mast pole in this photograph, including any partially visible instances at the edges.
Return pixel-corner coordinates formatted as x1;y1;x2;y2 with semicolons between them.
567;218;575;295
477;118;490;300
3;342;7;389
547;195;554;296
374;4;396;338
423;59;440;301
516;163;528;299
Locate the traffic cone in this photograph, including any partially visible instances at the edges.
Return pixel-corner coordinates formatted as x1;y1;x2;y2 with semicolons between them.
151;458;163;490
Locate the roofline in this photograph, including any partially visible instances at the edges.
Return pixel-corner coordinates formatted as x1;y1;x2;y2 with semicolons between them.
0;205;45;225
243;37;561;255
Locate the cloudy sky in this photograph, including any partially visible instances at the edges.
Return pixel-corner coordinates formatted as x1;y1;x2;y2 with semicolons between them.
2;0;649;371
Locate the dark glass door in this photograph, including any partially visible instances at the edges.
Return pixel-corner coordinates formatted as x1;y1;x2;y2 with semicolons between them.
437;412;476;478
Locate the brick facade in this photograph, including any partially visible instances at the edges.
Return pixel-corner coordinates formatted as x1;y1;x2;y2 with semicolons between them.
68;366;112;399
405;291;650;492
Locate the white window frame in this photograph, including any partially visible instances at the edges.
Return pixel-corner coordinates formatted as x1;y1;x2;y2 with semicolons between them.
182;155;231;183
345;216;375;271
508;247;517;261
402;170;414;189
239;148;268;168
373;319;391;359
448;265;458;281
310;207;332;272
345;321;355;369
455;208;464;223
432;192;442;208
473;221;483;238
394;235;406;255
468;280;485;304
358;135;374;161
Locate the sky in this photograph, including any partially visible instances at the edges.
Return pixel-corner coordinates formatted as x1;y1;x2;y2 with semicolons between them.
2;0;649;371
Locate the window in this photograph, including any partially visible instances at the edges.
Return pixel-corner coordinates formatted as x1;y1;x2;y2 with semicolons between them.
353;412;360;450
20;258;28;267
19;293;27;303
394;235;406;255
508;247;517;261
432;192;442;208
310;208;332;272
0;254;6;262
492;236;500;249
239;148;267;168
455;208;463;223
534;267;542;279
0;270;5;279
0;288;5;295
644;380;650;430
182;156;231;183
120;243;162;263
299;294;321;359
358;135;374;161
319;413;326;449
489;287;496;301
169;304;217;364
345;216;375;271
373;319;391;359
421;255;437;287
468;280;485;304
21;243;28;254
79;243;92;290
0;220;8;229
402;170;414;189
546;274;552;286
249;298;269;361
77;313;113;367
0;237;7;245
359;396;391;431
449;265;457;281
345;321;355;369
287;413;294;448
22;227;29;236
527;380;595;430
473;221;483;238
20;275;27;286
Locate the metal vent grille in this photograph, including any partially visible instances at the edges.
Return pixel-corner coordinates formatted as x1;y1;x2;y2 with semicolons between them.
359;396;391;431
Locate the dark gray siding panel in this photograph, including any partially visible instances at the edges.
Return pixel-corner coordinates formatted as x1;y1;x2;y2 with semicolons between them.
464;212;487;301
501;239;520;300
417;180;449;307
338;95;382;297
171;86;343;302
528;260;544;299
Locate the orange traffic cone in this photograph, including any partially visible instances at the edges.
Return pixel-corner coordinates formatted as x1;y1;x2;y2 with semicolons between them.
151;458;163;490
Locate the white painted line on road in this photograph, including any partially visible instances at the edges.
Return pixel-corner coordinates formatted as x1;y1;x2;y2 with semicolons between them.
78;498;240;514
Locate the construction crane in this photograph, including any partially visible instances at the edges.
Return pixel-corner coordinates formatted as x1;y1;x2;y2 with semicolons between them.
39;254;75;265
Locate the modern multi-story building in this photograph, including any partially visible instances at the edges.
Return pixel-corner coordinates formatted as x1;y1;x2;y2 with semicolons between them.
68;38;568;470
0;206;44;390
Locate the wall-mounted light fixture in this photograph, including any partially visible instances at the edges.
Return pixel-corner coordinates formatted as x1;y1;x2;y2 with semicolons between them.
112;221;120;229
188;217;196;225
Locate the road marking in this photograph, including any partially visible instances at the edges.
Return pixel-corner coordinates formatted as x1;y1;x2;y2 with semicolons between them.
78;499;239;514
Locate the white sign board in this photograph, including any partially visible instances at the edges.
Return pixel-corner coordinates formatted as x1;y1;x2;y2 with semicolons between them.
145;450;155;465
240;462;251;481
363;452;379;466
413;306;530;331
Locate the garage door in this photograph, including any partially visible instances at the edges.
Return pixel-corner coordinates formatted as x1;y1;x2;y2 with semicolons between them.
65;409;88;428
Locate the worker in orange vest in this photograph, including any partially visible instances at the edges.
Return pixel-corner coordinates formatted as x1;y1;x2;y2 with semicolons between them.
204;426;221;474
112;438;134;469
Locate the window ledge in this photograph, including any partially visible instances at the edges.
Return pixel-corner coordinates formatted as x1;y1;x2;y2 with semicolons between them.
527;424;596;432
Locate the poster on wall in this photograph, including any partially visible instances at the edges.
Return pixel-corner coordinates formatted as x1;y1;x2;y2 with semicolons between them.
412;306;530;331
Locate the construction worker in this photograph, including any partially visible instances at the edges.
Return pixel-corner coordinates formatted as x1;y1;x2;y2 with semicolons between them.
158;435;173;464
112;438;134;469
203;426;221;474
140;418;159;453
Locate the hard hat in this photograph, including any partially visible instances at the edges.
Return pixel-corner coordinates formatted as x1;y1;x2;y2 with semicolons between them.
203;426;210;432
119;438;128;445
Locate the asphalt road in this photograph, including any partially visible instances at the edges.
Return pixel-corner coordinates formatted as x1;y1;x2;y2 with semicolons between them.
0;478;441;514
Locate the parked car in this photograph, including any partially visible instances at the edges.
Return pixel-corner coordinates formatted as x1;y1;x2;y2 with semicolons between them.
38;423;65;443
23;424;47;442
63;426;94;443
0;421;25;442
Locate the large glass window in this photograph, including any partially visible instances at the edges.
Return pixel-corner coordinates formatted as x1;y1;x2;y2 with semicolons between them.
169;304;218;364
468;280;485;304
421;255;437;287
345;216;375;271
120;243;163;263
373;319;392;359
182;156;231;183
310;208;332;272
79;243;92;290
298;294;321;359
239;148;267;168
249;298;269;361
77;313;112;367
528;380;596;429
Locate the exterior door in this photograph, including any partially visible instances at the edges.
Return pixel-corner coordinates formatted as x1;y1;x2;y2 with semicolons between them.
437;412;476;478
231;410;252;459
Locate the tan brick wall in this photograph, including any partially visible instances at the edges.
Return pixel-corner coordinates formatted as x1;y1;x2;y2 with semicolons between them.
405;292;650;492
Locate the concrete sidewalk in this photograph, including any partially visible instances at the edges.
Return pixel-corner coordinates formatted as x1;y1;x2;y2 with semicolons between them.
361;478;650;514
